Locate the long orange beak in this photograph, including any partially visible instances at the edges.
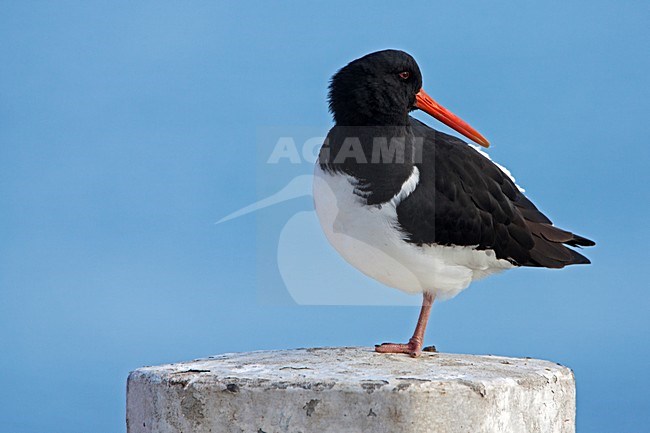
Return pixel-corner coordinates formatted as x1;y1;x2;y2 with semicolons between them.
415;89;490;148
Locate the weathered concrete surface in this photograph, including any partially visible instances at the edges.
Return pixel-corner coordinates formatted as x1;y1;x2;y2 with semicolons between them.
127;347;575;433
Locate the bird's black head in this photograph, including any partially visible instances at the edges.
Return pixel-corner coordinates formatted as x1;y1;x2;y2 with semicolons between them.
327;49;490;147
328;50;423;126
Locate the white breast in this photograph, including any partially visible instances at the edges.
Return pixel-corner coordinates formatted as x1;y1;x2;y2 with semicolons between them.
313;164;514;300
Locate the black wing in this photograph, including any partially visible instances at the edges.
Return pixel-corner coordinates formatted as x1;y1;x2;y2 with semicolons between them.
396;118;594;268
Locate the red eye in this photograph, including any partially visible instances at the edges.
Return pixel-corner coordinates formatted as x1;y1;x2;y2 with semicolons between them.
398;71;410;80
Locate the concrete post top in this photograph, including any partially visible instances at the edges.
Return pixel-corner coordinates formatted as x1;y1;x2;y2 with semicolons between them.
127;347;576;433
130;346;573;392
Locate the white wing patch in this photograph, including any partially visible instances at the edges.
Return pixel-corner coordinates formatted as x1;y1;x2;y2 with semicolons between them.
390;166;420;206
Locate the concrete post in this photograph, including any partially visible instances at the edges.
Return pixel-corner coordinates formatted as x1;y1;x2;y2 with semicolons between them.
127;347;575;433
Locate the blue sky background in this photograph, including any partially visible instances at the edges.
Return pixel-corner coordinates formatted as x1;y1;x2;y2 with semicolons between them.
1;1;648;432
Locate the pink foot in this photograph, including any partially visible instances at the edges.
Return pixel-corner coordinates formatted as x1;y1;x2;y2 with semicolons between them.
375;339;423;357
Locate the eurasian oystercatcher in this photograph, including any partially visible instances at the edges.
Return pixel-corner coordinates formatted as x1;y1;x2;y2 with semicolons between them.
313;49;594;357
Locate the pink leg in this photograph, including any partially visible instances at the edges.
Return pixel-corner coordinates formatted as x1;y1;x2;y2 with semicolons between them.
375;292;435;358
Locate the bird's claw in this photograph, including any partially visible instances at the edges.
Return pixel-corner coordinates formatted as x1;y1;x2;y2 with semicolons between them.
374;340;423;358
